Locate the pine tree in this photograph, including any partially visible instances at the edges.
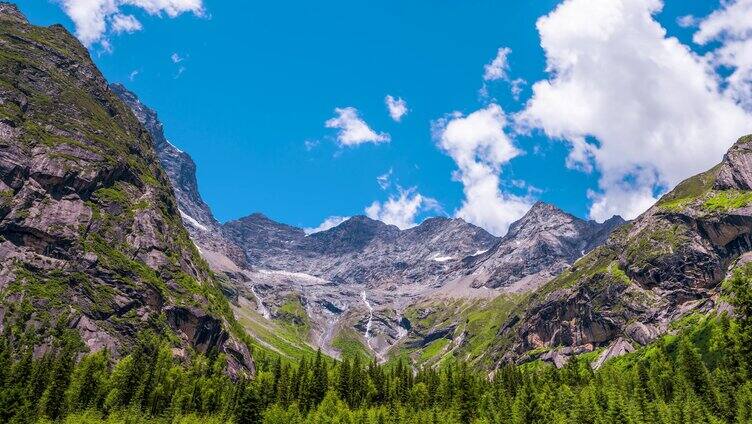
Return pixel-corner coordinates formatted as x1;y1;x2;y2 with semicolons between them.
39;345;75;419
311;349;329;406
236;380;262;424
512;385;541;424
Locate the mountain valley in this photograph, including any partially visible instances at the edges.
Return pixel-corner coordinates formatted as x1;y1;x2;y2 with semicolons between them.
113;84;635;366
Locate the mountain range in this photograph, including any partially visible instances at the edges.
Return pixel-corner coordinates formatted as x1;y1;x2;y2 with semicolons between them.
4;1;752;374
114;82;629;363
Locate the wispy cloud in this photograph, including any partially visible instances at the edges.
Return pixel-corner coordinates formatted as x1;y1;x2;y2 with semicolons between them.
376;168;393;190
325;107;390;147
304;139;320;151
480;47;527;100
111;14;142;34
483;47;512;82
171;53;187;78
385;95;408;122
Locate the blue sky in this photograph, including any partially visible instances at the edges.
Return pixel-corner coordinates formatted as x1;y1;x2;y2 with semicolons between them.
15;0;752;235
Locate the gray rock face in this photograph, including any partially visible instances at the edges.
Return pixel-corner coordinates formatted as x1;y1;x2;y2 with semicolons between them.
463;202;625;290
499;135;752;369
110;84;214;230
0;9;252;377
223;214;500;288
224;204;622;293
220;206;623;359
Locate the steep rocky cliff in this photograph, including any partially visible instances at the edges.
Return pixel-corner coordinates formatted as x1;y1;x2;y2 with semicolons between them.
497;134;752;368
110;84;247;269
0;5;252;376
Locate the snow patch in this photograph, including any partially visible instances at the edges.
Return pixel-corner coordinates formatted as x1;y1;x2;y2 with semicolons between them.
166;139;183;153
257;269;330;284
179;209;208;232
471;249;489;256
432;255;455;262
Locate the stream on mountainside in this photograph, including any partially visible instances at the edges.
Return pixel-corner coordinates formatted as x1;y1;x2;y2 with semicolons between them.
361;290;374;342
251;285;271;320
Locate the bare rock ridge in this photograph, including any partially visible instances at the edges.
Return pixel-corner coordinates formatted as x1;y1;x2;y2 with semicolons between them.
464;202;625;291
110;84;215;230
222;206;622;291
499;134;752;368
0;6;252;376
110;84;248;269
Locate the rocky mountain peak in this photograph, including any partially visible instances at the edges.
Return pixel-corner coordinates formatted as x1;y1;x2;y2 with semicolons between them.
228;212;306;239
111;83;216;231
464;202;625;290
498;133;752;368
714;135;752;191
316;214;398;237
505;201;578;236
110;84;168;151
306;215;400;254
0;3;26;23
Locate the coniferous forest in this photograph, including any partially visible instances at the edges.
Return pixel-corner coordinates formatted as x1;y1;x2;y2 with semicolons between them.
0;265;751;424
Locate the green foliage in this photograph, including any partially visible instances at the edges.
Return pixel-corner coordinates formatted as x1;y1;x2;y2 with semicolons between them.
397;295;520;368
2;307;752;424
703;190;752;212
624;225;686;268
420;339;450;362
0;189;13;207
656;165;719;212
277;295;310;335
331;329;371;361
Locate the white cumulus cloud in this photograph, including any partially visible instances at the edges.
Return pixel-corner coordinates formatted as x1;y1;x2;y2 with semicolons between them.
58;0;204;47
385;95;408;122
325;107;390;146
434;104;532;236
304;216;350;235
518;0;752;222
365;187;440;230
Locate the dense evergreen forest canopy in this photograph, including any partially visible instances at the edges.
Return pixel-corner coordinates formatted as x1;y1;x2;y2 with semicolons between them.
1;264;752;423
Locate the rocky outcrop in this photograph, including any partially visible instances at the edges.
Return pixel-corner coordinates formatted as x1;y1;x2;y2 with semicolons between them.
499;135;752;368
464;202;625;291
0;6;252;376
